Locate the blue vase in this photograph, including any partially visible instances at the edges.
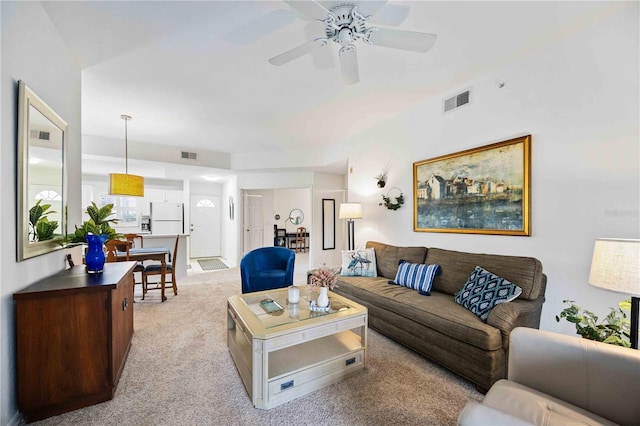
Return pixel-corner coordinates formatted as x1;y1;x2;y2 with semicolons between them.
85;234;108;274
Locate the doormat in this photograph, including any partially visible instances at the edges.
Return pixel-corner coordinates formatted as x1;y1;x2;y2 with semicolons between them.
197;258;229;271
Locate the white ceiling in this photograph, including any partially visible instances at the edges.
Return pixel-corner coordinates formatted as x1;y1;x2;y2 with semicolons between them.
40;0;614;178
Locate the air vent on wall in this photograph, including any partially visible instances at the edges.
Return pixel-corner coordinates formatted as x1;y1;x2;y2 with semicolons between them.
30;130;50;140
443;90;470;112
181;151;197;160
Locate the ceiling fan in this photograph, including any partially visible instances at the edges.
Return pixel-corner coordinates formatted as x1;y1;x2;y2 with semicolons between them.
268;1;437;85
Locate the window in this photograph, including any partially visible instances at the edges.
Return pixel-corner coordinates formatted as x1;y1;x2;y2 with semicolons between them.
35;190;61;201
196;198;215;208
99;195;139;227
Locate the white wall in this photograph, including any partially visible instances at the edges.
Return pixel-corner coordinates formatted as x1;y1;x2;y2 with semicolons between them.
344;4;639;334
1;2;82;424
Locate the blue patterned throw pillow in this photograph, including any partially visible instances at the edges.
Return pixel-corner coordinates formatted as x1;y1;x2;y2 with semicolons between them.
454;266;522;321
390;260;441;295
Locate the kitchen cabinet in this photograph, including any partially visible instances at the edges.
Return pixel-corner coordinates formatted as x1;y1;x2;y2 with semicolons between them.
13;262;136;423
142;189;183;216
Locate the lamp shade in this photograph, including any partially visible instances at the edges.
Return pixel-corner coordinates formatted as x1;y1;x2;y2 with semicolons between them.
339;202;363;220
588;238;640;296
109;173;144;197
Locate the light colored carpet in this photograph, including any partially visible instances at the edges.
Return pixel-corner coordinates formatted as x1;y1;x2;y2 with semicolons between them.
33;267;482;426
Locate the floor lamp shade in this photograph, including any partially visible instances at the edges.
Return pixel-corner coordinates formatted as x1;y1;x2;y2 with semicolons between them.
588;238;640;349
109;173;144;197
339;203;363;220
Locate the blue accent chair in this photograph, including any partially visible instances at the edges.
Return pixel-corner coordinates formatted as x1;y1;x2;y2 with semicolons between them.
240;247;295;294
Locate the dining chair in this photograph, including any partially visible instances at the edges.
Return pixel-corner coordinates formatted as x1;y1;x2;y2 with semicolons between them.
104;240;128;262
142;235;179;299
124;234;145;295
290;227;306;252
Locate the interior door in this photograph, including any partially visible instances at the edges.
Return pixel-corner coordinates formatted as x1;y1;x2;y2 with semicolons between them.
189;195;221;258
243;194;264;254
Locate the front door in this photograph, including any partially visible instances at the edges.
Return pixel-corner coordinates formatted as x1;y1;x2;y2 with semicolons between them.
189;195;221;258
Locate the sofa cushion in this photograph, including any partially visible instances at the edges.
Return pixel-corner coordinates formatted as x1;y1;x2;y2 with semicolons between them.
455;266;523;321
425;247;543;300
366;241;428;280
340;248;377;277
390;261;441;295
335;275;503;351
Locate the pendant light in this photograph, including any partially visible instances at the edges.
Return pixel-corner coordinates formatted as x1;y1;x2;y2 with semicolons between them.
109;114;144;196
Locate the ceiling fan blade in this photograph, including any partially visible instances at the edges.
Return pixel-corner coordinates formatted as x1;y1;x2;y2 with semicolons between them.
284;0;330;21
268;40;322;66
304;22;334;70
369;28;437;53
339;45;360;85
369;4;410;26
355;1;388;17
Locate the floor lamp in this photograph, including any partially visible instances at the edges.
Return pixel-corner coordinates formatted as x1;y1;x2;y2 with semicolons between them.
588;238;640;349
339;202;362;251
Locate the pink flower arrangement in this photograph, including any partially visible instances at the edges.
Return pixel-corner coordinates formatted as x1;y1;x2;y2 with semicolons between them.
309;265;339;290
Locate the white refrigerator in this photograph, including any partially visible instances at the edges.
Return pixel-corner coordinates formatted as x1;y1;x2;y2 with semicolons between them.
151;202;183;235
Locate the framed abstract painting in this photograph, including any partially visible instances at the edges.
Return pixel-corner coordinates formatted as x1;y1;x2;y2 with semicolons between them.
413;135;531;236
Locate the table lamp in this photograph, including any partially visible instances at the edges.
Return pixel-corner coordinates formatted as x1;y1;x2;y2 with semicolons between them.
588;238;640;349
339;202;362;251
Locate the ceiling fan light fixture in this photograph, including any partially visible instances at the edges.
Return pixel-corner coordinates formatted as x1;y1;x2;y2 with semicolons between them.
109;114;144;197
269;1;437;84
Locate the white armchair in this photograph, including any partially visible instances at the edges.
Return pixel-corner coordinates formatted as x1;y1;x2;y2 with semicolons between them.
458;327;640;426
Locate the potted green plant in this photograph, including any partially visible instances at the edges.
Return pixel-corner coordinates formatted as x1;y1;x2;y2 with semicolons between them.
555;299;631;347
64;202;121;273
64;201;120;244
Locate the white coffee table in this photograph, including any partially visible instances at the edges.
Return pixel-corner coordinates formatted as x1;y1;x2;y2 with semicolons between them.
227;286;368;409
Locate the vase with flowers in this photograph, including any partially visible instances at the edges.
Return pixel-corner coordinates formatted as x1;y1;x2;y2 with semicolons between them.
309;265;338;308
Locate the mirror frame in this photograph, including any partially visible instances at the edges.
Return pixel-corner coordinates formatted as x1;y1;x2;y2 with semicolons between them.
289;208;304;225
17;81;68;261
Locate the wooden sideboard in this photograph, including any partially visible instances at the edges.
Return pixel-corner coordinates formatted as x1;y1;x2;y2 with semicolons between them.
13;261;136;423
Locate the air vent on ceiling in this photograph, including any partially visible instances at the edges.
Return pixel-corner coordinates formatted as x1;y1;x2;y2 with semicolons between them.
30;130;51;140
443;90;470;112
181;151;197;160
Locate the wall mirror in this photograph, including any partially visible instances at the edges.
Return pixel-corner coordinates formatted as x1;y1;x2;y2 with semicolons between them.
322;199;335;250
17;80;68;261
289;208;304;225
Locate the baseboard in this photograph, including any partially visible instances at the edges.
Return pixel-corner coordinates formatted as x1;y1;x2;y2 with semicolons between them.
7;410;25;426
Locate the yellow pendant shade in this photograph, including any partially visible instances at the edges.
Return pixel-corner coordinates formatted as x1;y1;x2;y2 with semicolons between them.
109;114;144;196
109;173;144;197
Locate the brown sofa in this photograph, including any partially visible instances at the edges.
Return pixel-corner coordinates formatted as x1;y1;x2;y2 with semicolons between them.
332;241;547;391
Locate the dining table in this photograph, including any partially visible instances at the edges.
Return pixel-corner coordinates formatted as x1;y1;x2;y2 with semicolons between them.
115;247;171;302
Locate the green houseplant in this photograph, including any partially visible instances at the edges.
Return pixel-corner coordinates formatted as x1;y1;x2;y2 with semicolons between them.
64;202;122;273
555;299;631;347
64;201;120;245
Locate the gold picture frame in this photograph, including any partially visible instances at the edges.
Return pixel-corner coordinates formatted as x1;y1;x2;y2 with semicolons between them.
413;135;531;236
